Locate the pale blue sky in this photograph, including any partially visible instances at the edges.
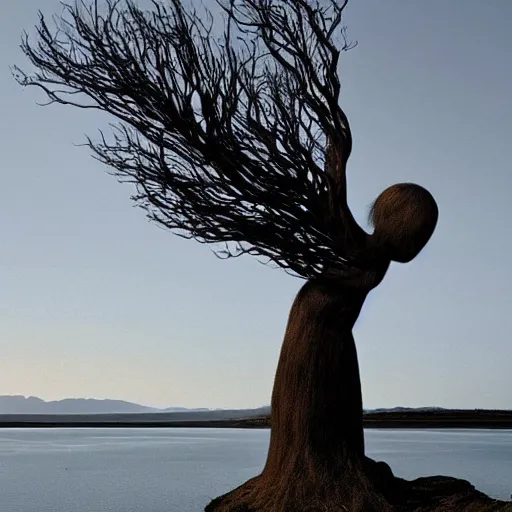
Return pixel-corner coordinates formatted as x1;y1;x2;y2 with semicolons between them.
1;0;511;410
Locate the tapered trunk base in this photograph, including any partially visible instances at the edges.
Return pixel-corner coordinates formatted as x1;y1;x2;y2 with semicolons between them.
205;281;511;511
204;467;389;511
205;458;512;511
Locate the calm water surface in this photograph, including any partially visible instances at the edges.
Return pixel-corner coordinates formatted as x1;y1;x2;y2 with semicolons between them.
0;428;510;511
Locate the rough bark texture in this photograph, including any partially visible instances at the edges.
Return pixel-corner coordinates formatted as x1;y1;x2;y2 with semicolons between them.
206;277;511;511
206;276;390;511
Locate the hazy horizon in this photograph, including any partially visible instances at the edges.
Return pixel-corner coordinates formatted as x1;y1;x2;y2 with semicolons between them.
5;394;509;412
1;0;511;410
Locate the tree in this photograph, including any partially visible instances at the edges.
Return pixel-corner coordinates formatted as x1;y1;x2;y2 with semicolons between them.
15;1;507;511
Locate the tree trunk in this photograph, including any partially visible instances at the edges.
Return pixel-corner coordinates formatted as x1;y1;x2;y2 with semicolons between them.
205;276;512;511
206;277;393;511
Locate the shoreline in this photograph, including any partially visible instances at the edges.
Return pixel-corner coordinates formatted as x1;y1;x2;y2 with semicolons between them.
1;410;511;429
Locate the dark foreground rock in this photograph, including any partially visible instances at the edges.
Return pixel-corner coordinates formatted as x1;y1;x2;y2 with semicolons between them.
387;473;511;511
205;458;512;511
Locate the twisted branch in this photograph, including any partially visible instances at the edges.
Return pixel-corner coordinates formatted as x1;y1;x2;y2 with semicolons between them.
13;0;362;278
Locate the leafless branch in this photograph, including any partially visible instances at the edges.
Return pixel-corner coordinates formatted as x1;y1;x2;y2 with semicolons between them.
13;0;364;279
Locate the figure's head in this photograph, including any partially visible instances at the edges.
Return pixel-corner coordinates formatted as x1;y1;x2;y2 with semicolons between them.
369;183;438;263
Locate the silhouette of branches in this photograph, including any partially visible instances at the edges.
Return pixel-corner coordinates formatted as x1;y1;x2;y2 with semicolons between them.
14;0;361;278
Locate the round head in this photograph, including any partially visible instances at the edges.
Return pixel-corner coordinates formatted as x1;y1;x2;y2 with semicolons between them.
369;183;438;263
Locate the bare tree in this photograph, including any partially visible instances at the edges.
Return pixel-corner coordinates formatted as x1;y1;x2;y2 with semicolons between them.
13;1;480;510
14;0;362;279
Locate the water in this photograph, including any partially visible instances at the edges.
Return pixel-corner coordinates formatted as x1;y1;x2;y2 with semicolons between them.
0;428;510;511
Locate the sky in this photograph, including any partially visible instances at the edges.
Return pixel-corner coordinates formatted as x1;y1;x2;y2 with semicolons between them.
0;0;511;410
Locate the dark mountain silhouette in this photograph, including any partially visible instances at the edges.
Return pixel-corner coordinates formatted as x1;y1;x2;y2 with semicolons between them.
0;395;160;414
0;395;269;417
364;407;446;413
0;396;459;416
164;407;212;412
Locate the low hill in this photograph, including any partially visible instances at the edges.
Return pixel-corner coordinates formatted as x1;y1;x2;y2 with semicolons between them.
0;395;159;414
0;395;227;415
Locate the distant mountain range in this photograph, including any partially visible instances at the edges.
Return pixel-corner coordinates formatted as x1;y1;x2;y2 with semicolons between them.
0;395;451;416
364;407;446;413
0;395;216;415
